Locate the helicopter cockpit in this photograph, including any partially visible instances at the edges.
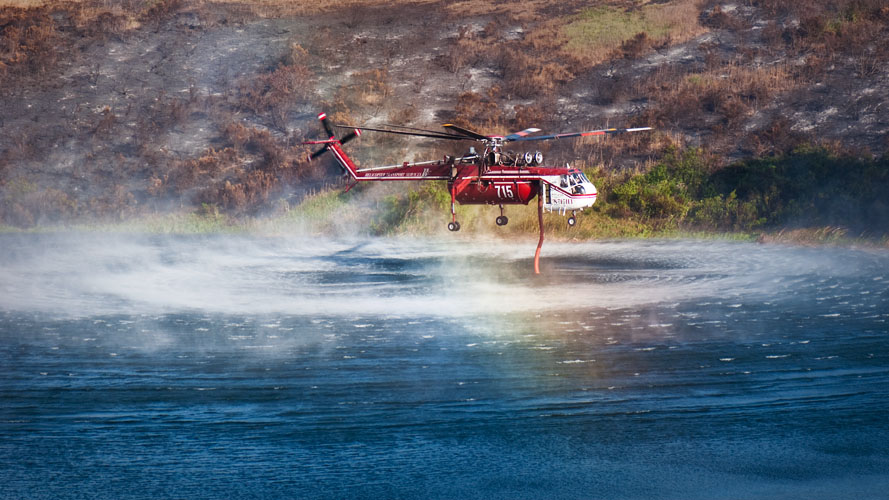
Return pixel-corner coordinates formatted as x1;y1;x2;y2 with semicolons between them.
558;171;594;194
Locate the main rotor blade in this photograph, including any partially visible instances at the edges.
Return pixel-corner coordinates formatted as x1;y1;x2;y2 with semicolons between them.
509;126;653;142
340;123;454;136
441;124;489;141
504;127;541;141
334;124;467;141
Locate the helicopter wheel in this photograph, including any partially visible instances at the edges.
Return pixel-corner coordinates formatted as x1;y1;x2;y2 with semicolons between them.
448;221;461;232
495;215;508;226
567;216;577;227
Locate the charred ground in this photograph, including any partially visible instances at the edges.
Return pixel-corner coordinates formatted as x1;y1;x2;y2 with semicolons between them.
1;0;888;234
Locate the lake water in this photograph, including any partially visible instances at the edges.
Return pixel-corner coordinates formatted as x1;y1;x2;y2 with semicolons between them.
2;233;888;499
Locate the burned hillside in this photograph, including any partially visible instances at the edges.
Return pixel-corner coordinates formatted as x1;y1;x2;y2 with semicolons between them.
1;0;888;228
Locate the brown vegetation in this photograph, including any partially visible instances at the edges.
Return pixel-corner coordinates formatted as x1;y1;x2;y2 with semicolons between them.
642;64;797;128
0;8;60;81
237;46;314;130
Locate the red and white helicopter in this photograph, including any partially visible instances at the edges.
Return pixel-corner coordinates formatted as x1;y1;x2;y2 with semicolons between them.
304;112;651;273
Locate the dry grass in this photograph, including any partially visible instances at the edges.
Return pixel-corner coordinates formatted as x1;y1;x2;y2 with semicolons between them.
0;0;441;16
237;61;314;129
442;0;560;20
556;0;707;66
641;63;798;130
755;227;851;245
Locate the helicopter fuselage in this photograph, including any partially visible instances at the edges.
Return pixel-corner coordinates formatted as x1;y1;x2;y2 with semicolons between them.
328;144;597;211
451;167;597;214
305;111;649;273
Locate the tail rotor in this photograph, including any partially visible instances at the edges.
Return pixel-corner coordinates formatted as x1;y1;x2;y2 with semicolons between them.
319;112;335;139
304;112;362;161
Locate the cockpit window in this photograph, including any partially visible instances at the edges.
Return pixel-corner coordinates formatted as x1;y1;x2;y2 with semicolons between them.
560;175;568;187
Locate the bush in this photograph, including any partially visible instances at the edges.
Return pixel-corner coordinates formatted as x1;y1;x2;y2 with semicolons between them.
439;26;487;73
606;147;711;223
453;87;506;133
369;183;450;235
688;191;765;231
704;146;889;232
597;146;889;236
0;178;79;227
496;48;573;99
0;8;61;82
238;62;314;129
614;32;653;60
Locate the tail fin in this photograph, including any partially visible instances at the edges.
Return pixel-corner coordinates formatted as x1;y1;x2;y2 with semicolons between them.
302;112;361;178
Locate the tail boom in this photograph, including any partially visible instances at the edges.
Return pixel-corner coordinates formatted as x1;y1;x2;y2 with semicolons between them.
326;140;360;180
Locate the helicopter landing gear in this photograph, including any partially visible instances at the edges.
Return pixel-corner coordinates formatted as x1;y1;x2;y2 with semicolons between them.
448;184;460;232
567;210;577;227
495;205;508;226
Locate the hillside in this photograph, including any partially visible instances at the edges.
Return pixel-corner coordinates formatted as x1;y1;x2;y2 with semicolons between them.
1;0;888;235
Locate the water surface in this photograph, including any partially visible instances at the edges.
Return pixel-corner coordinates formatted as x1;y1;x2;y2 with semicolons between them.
2;234;888;499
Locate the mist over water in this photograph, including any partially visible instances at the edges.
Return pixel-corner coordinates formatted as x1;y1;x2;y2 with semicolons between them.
4;233;881;317
2;233;888;499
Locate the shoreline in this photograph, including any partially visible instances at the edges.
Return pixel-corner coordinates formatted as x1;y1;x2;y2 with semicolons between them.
3;211;886;250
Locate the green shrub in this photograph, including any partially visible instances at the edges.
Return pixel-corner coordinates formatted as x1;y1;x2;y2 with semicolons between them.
689;191;765;231
600;145;889;236
706;146;889;232
606;147;710;223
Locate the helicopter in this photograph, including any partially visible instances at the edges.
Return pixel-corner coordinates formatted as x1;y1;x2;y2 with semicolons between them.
304;112;651;273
